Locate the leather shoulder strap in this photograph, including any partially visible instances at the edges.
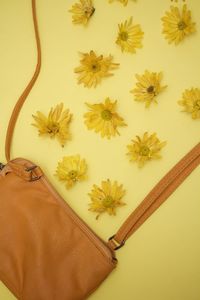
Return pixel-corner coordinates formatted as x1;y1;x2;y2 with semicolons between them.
108;142;200;250
5;0;41;162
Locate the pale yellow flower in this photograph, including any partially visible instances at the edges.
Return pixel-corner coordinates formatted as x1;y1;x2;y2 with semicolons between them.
88;179;126;219
32;103;73;147
130;70;167;108
161;4;196;45
126;132;167;168
116;17;144;53
84;97;127;139
55;155;88;189
69;0;95;25
109;0;135;6
74;50;119;88
178;88;200;119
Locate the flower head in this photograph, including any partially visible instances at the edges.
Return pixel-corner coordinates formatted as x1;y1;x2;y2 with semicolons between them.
109;0;135;6
161;4;196;45
126;132;167;167
84;97;127;139
178;88;200;119
69;0;95;25
74;50;119;88
88;179;126;219
130;70;167;108
55;155;88;189
32;103;73;147
116;17;144;53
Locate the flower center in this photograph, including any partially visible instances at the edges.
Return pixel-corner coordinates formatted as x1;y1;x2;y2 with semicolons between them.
68;170;78;181
90;61;101;73
147;85;155;94
84;6;95;17
178;20;187;31
103;196;114;208
48;123;59;134
139;145;150;156
194;100;200;110
101;109;112;120
119;31;128;41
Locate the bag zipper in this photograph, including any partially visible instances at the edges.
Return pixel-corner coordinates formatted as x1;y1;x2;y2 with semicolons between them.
40;175;117;265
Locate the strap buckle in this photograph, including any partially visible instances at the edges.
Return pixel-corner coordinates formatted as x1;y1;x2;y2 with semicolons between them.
25;165;41;182
108;234;125;250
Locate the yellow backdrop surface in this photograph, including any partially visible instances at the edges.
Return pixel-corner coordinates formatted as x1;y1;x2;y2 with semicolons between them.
0;0;200;299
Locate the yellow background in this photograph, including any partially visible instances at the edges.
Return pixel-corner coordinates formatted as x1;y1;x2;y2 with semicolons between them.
0;0;200;299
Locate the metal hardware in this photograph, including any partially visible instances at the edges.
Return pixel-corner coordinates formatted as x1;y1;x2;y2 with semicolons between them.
108;234;125;250
0;163;5;171
25;165;41;182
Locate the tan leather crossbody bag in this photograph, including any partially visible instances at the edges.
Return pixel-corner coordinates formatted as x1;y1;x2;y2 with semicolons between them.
0;1;200;299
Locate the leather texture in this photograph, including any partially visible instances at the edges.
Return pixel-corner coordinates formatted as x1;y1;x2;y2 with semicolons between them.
0;158;117;300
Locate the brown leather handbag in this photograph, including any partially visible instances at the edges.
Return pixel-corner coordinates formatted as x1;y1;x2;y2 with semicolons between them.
0;1;200;299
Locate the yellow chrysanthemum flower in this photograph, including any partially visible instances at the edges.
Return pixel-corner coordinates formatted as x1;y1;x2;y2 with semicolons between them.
178;88;200;119
32;103;73;147
55;155;88;189
161;4;196;45
74;50;119;88
109;0;135;6
88;179;126;219
84;97;127;139
116;17;144;54
130;70;167;108
69;0;95;25
126;132;167;168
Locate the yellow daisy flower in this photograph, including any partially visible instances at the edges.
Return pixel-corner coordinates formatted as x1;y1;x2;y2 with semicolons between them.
178;88;200;119
161;4;196;45
88;179;126;219
126;132;167;168
130;70;167;108
74;50;119;88
109;0;135;6
170;0;186;2
84;97;127;139
116;16;144;53
69;0;95;25
32;103;73;147
55;155;88;189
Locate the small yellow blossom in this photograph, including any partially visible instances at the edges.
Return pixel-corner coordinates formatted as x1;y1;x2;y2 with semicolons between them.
126;132;167;167
161;4;196;45
55;155;88;189
69;0;95;25
170;0;186;2
74;50;119;88
116;17;144;53
130;70;167;108
84;97;127;139
32;103;72;147
109;0;135;6
88;179;126;219
178;88;200;119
